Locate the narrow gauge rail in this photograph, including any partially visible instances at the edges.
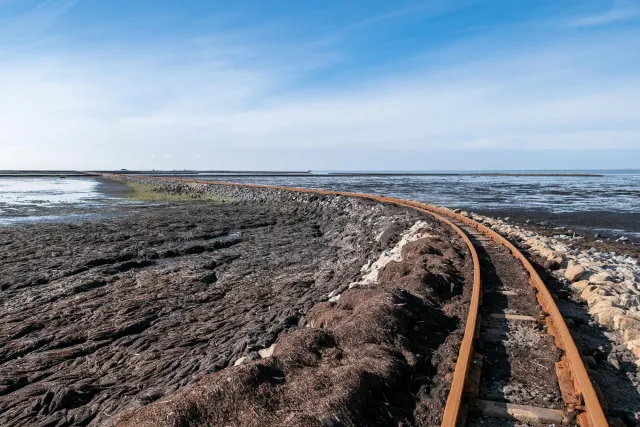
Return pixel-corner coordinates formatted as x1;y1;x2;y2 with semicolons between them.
127;176;609;427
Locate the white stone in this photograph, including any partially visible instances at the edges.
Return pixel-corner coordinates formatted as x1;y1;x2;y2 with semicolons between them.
234;357;249;366
588;299;616;312
619;294;640;309
590;306;625;328
258;344;276;358
353;220;434;287
587;295;620;308
581;285;603;300
613;315;640;331
589;271;613;284
570;280;590;293
625;339;640;361
623;329;640;342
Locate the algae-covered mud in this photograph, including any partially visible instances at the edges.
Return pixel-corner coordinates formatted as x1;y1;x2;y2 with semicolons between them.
0;177;228;226
0;176;473;427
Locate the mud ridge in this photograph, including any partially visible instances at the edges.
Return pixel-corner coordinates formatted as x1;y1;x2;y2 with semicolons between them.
112;218;472;427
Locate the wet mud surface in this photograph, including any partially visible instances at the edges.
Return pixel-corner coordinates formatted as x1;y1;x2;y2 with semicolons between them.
474;209;640;248
0;177;134;226
0;179;473;427
161;173;640;242
114;225;473;427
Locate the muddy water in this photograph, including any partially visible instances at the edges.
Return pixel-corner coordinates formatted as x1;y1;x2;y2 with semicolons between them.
183;172;640;240
3;173;639;241
0;177;131;225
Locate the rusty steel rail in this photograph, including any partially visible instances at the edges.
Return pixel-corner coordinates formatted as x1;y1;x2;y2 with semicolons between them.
399;201;608;427
126;176;607;427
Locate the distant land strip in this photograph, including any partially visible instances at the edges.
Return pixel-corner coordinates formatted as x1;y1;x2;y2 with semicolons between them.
0;170;605;177
326;172;603;177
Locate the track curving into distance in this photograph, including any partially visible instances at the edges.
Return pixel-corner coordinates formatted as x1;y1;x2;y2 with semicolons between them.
126;176;609;427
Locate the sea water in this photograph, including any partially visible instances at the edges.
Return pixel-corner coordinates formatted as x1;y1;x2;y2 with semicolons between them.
2;172;638;237
195;172;640;214
0;177;122;225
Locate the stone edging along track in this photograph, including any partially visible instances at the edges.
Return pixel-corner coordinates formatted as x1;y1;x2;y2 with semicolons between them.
474;214;640;365
103;174;605;427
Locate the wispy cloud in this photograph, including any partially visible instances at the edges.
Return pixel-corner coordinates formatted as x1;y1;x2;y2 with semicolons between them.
312;0;472;47
569;0;640;27
0;0;79;45
338;1;465;33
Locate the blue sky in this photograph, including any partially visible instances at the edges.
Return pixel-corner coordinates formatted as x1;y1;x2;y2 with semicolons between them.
1;0;639;170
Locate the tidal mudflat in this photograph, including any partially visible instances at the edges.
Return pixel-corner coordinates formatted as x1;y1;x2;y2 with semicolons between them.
2;174;639;425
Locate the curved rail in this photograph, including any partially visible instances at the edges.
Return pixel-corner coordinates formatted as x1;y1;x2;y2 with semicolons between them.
123;175;606;427
406;202;608;427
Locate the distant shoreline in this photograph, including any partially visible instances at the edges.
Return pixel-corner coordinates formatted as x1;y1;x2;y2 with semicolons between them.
329;172;603;177
0;173;92;177
0;170;607;178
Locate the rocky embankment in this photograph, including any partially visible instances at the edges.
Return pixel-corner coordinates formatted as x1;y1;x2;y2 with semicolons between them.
1;176;473;427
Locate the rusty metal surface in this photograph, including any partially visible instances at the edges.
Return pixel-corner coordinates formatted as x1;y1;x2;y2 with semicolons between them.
126;176;607;427
411;203;608;427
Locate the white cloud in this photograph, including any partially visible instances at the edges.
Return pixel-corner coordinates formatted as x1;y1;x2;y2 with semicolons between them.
1;9;639;169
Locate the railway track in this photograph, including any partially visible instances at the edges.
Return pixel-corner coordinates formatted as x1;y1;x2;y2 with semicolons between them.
456;218;568;425
411;205;608;427
124;176;609;426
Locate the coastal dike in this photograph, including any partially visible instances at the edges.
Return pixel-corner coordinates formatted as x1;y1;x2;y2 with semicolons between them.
0;174;473;426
